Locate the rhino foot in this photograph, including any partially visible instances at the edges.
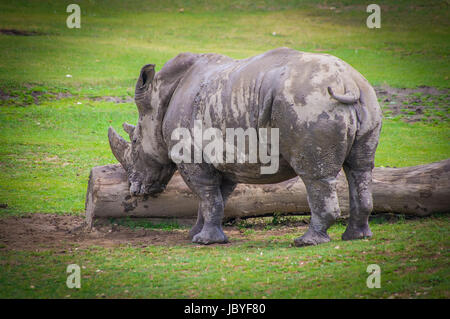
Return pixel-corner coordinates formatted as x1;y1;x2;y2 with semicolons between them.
192;226;228;245
342;224;372;241
188;222;204;239
294;229;330;247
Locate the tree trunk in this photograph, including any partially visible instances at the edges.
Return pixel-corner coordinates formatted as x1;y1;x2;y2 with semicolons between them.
85;159;450;226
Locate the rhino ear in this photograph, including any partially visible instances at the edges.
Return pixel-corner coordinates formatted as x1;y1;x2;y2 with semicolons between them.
137;64;156;89
135;64;156;115
122;122;135;139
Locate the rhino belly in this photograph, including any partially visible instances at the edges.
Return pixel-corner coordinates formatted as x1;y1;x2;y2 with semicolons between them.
214;157;297;184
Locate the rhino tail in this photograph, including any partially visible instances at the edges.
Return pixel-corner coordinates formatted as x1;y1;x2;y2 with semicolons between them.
327;86;360;104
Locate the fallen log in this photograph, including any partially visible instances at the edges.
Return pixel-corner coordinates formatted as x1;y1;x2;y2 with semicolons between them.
85;159;450;226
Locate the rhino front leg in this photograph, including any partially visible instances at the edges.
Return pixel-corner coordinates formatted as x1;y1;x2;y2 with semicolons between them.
188;206;204;239
178;163;229;244
294;177;340;247
188;177;236;239
192;189;228;245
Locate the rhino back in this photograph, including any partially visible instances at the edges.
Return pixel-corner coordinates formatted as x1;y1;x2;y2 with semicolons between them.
163;48;300;137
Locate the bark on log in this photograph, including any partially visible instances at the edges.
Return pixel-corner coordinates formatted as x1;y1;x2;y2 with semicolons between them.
85;159;450;226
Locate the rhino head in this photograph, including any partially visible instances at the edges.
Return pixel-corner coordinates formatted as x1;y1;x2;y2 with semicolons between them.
108;64;176;196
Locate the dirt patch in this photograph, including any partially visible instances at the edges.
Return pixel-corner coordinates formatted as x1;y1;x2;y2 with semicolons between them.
0;29;44;36
0;214;305;251
90;96;134;103
30;90;45;104
375;85;449;123
0;89;13;101
0;214;188;250
0;89;132;106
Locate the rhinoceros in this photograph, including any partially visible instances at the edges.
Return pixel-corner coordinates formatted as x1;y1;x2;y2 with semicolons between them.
108;47;382;246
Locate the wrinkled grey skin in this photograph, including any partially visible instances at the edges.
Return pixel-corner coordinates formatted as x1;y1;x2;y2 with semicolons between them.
109;47;382;246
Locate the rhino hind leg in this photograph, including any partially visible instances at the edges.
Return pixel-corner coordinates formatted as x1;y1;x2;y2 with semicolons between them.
342;167;373;240
341;117;380;241
341;140;378;240
294;177;341;247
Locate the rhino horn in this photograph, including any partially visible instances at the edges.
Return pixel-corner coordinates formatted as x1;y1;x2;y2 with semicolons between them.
108;126;131;169
122;122;135;138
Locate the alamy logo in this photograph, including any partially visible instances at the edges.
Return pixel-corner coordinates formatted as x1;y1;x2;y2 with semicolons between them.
366;264;381;288
366;4;381;29
66;264;81;289
66;4;81;29
170;120;279;174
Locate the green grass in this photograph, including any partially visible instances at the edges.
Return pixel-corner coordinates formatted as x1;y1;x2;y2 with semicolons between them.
0;0;449;299
0;0;448;89
0;98;131;215
375;121;450;167
0;214;448;298
110;217;185;231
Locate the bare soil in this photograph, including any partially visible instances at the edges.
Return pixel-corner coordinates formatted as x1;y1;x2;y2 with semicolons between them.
0;213;304;251
375;85;449;123
0;29;44;36
0;214;188;250
90;96;134;103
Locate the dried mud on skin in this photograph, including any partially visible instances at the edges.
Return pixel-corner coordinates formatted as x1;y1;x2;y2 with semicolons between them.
0;214;306;251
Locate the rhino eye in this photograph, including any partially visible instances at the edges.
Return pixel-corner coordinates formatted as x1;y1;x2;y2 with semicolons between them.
132;138;137;144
